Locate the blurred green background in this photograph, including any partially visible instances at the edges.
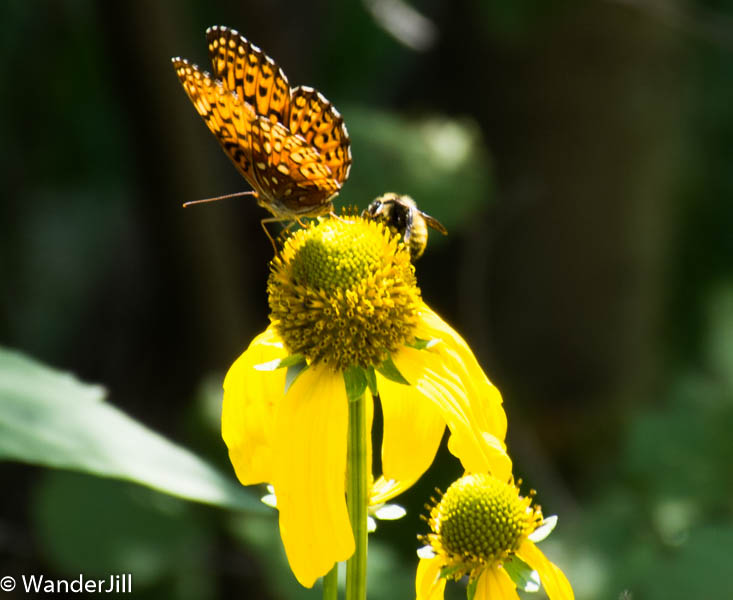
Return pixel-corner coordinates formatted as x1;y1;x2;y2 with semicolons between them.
2;0;733;598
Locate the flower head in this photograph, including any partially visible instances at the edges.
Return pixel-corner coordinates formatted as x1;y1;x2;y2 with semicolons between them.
222;214;511;587
416;473;574;600
268;215;420;370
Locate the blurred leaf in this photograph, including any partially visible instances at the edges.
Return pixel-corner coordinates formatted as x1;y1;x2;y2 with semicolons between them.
610;522;733;600
705;284;733;388
476;0;562;43
33;471;213;598
0;347;262;512
230;512;319;599
363;0;438;51
230;513;415;600
624;374;733;504
365;538;415;599
344;107;493;235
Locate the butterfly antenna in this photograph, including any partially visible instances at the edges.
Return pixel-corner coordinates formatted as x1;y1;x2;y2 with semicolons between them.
182;190;256;208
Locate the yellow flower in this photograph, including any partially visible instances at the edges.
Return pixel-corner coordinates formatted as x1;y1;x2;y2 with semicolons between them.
416;473;574;600
222;214;510;587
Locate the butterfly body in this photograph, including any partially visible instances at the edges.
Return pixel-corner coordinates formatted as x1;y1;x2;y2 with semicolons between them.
172;26;351;221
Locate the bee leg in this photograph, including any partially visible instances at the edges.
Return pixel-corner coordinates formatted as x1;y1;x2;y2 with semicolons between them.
402;206;414;245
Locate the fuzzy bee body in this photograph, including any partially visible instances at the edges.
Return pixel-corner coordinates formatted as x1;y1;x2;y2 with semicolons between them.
363;193;447;260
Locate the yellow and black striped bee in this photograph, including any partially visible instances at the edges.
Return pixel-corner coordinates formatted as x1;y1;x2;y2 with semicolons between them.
363;193;447;260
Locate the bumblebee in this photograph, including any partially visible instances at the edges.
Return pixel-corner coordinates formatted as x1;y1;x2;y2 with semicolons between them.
363;193;447;260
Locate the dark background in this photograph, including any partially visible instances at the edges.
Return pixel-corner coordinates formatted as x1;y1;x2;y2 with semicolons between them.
2;0;733;598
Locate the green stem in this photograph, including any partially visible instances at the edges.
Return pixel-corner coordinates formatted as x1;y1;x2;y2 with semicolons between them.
345;390;368;600
322;563;338;600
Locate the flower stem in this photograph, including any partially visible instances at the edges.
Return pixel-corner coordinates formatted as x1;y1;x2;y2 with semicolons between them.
322;563;338;600
346;390;368;600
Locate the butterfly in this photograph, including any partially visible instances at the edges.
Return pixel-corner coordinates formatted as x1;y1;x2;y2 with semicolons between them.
172;26;352;232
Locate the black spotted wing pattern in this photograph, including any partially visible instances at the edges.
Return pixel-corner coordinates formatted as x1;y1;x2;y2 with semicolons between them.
172;26;352;220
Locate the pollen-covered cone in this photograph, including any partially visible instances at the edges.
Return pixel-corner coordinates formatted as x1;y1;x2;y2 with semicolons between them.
416;473;574;600
222;214;510;587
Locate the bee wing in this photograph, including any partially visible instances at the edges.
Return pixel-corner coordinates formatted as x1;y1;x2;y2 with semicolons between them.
421;211;448;235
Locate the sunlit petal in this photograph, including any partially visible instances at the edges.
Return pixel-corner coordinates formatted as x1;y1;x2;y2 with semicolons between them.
392;343;511;480
274;364;354;587
415;305;507;441
516;540;574;600
378;358;445;482
447;430;511;482
222;325;286;485
475;567;520;600
415;556;446;600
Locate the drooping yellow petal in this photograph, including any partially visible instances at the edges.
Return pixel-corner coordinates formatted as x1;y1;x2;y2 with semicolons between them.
516;540;574;600
273;363;354;588
475;566;520;600
392;343;512;481
447;430;510;482
378;365;445;483
415;556;446;600
415;305;507;442
222;325;287;485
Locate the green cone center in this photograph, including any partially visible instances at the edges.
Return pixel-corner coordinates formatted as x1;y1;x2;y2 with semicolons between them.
291;222;381;293
268;216;422;371
437;474;529;564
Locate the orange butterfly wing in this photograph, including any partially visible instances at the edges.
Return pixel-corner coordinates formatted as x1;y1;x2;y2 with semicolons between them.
290;86;352;184
172;57;259;186
249;119;341;217
173;26;351;220
206;25;291;125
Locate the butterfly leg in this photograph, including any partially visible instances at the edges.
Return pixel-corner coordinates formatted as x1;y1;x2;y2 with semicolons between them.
328;211;349;223
261;217;293;257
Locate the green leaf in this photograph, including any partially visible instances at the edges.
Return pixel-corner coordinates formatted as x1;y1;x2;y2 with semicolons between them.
376;355;410;385
365;366;378;396
343;366;368;402
0;347;262;512
503;556;540;592
254;353;305;371
438;564;465;579
410;337;440;350
284;360;309;394
345;108;493;237
466;576;478;600
33;471;213;596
